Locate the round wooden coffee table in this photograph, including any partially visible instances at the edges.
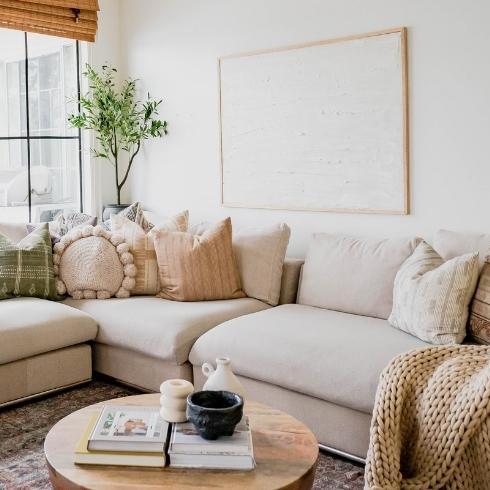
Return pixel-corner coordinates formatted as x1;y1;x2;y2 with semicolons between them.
44;394;318;489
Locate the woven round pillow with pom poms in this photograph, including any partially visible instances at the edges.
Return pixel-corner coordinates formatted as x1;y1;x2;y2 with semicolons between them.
53;225;137;299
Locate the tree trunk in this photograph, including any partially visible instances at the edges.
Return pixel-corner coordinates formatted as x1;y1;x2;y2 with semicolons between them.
114;139;120;205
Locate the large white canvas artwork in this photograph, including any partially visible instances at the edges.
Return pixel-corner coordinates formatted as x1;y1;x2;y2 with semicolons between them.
219;28;408;214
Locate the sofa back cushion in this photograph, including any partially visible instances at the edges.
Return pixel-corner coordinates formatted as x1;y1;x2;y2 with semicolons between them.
434;229;490;269
298;233;421;319
278;258;304;305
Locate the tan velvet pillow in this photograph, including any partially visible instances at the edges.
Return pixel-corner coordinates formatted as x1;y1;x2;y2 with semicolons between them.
111;210;188;295
233;223;290;306
153;217;245;301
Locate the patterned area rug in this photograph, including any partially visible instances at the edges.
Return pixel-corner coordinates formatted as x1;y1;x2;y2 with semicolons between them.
0;380;365;489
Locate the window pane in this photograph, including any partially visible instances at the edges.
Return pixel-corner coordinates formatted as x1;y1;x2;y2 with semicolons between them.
0;29;83;222
0;30;26;137
26;33;78;136
30;139;80;210
0;139;30;222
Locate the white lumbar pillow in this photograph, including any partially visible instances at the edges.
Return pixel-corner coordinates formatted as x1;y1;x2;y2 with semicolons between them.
389;241;479;344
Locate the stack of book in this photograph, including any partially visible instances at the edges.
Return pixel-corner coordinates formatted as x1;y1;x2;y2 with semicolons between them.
74;405;255;470
74;405;170;467
168;417;255;470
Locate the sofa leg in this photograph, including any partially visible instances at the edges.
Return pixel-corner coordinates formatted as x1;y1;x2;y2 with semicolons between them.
318;443;365;465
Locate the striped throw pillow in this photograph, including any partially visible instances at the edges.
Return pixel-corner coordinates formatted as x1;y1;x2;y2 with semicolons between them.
111;210;189;295
0;223;57;300
388;241;479;344
153;217;245;301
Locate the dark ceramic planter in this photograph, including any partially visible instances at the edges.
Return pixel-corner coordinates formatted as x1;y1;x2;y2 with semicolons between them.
187;390;244;440
102;204;130;221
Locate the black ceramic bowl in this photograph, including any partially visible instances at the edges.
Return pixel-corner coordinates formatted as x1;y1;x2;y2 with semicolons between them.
186;390;244;440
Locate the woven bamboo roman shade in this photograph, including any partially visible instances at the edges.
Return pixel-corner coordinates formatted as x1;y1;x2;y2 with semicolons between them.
0;0;99;42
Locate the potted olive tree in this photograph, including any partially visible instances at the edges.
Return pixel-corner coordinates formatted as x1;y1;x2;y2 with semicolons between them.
69;64;167;218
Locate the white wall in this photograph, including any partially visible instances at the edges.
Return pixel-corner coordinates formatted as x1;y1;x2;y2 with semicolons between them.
88;0;123;213
118;0;490;257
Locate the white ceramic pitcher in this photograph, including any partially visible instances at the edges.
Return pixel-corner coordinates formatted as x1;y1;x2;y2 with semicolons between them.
202;357;245;398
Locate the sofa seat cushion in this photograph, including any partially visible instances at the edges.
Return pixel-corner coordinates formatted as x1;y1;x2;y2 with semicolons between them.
0;298;97;364
189;304;428;414
63;297;270;364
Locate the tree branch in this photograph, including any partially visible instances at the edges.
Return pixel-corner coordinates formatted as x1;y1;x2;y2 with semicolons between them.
118;141;141;192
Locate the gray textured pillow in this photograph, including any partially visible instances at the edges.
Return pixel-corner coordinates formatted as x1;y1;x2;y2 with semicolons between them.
102;202;153;232
27;212;97;246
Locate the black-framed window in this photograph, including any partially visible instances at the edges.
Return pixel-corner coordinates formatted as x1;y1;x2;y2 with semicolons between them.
0;29;83;223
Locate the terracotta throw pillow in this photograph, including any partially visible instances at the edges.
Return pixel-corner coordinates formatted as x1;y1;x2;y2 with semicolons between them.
389;241;479;344
111;210;189;295
469;255;490;344
153;217;245;301
187;221;290;305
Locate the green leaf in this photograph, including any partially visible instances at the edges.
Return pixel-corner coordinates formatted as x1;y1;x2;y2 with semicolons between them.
67;63;168;193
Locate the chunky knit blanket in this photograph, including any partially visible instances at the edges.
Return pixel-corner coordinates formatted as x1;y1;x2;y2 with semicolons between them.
365;345;490;490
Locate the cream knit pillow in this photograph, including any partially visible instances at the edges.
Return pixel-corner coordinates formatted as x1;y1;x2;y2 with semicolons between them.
53;225;137;299
389;241;479;344
111;210;189;295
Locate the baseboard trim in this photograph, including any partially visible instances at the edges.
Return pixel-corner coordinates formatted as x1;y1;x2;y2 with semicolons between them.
319;443;365;465
0;378;92;409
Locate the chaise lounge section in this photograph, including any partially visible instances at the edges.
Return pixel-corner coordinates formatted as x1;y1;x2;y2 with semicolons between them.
189;303;428;459
0;297;97;406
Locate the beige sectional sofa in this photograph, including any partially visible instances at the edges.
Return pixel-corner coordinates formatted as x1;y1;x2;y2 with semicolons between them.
1;222;487;463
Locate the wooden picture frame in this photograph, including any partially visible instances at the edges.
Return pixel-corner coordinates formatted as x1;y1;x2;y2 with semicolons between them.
218;27;409;215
